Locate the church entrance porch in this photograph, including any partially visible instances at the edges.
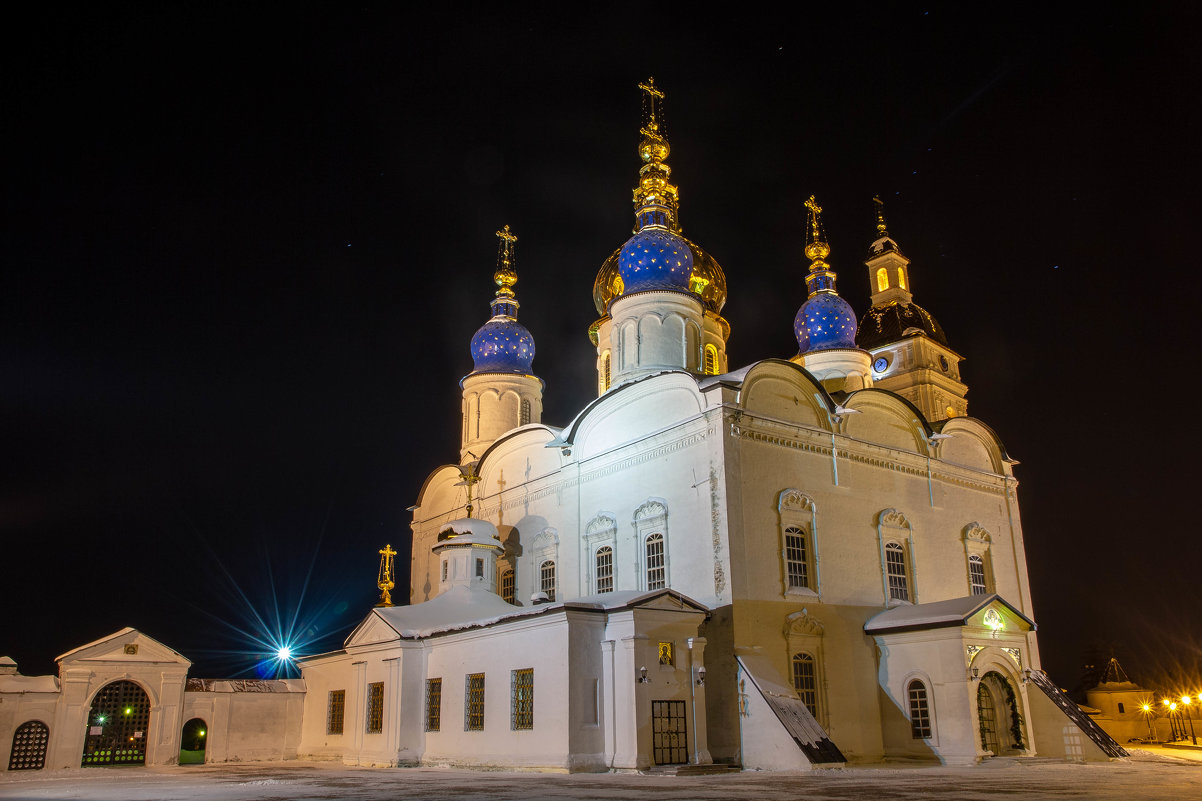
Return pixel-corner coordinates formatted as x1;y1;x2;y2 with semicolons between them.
81;680;151;766
976;672;1024;757
651;700;688;765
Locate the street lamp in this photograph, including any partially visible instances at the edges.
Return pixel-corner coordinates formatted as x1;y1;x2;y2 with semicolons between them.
1181;695;1198;746
1140;703;1156;742
1163;700;1179;741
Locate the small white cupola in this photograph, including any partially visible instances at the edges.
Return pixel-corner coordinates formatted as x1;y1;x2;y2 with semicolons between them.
431;518;505;595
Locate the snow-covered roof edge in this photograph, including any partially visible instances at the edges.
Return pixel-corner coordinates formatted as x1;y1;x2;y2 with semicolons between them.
863;593;1036;634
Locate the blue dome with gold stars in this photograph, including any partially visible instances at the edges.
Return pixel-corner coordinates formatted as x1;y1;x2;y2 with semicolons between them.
794;292;858;353
471;314;535;374
617;227;694;295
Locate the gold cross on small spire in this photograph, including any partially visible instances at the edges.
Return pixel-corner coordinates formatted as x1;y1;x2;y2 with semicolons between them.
873;195;889;236
376;544;397;607
638;77;664;129
805;195;824;241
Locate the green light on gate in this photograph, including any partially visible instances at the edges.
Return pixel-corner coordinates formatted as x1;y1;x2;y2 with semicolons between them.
97;715;106;724
199;730;205;737
124;707;132;715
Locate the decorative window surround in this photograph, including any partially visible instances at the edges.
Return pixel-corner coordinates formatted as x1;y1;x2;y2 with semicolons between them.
778;489;820;598
784;608;828;728
962;523;995;596
634;499;669;591
877;509;916;605
584;513;617;594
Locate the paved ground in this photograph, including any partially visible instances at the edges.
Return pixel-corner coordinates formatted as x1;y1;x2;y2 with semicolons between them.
2;750;1200;801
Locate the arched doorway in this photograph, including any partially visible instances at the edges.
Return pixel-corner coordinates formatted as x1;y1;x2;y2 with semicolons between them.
976;671;1024;756
8;720;50;770
179;718;207;764
82;680;152;766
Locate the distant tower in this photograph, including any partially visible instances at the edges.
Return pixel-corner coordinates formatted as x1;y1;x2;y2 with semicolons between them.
856;198;967;421
460;226;544;462
790;196;873;392
590;78;729;394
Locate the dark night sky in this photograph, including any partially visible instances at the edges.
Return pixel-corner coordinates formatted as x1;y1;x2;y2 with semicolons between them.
3;5;1198;693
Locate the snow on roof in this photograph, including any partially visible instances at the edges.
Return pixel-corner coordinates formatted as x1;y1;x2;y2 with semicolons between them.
0;674;60;693
0;656;16;667
367;587;708;641
864;594;1035;633
55;626;137;661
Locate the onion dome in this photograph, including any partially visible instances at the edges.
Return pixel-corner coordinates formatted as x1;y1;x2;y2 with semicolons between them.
469;226;536;374
592;77;727;314
857;302;948;349
794;196;859;353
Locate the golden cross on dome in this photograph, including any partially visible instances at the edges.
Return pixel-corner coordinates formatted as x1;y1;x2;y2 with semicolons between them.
638;77;664;129
494;225;518;294
873;195;889;237
805;195;824;240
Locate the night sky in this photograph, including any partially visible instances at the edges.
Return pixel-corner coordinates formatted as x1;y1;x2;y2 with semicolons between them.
4;5;1198;695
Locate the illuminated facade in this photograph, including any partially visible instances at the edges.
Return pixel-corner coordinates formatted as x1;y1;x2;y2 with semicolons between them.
2;81;1126;774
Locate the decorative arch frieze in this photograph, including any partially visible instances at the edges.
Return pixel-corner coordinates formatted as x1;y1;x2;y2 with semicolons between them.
784;608;825;638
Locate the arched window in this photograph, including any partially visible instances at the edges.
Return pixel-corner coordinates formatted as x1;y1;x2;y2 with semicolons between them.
703;344;718;376
645;533;666;590
499;568;515;604
520;399;531;426
784;526;809;590
885;542;909;602
601;352;611;393
8;720;49;771
908;679;932;738
791;653;818;717
968;554;987;595
876;267;889;292
595;546;614;593
897;267;907;290
540;560;556;601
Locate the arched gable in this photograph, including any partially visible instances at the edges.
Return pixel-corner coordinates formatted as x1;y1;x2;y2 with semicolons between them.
413;464;464;516
474;425;564;495
567;372;706;460
736;359;831;430
937;417;1009;474
842;389;929;453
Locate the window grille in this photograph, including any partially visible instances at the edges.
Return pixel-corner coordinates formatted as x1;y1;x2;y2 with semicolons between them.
791;653;818;717
500;568;515;604
908;680;932;738
8;721;49;771
703;344;718;376
425;679;442;732
465;673;485;731
968;554;987;595
326;690;345;735
595;546;614;593
645;533;666;590
784;526;809;589
520;399;531;426
365;682;384;733
885;542;909;602
511;669;534;730
602;353;611;392
540;560;556;601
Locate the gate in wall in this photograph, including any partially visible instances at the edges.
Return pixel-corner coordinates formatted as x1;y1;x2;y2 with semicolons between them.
82;680;151;766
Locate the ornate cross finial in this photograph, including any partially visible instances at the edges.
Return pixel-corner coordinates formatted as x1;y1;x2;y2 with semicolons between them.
493;224;518;298
803;194;835;296
458;462;481;518
376;544;397;607
873;195;889;237
805;195;824;240
638;76;664;127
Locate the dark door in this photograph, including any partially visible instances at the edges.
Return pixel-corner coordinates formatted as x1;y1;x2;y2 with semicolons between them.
977;682;1001;755
651;700;688;765
82;680;151;766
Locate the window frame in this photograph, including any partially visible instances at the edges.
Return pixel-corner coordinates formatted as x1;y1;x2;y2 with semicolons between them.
499;567;515;604
634;499;669;591
908;679;932;739
779;490;819;598
791;652;819;718
511;668;534;731
465;673;486;731
425;678;442;732
877;509;916;605
326;689;345;735
644;532;666;590
365;682;384;734
595;545;614;594
539;560;556;601
962;524;994;596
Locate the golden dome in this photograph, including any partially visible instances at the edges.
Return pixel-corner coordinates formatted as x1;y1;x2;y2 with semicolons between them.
592;236;727;316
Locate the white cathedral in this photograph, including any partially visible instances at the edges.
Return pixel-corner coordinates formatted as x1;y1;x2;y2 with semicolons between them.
1;81;1126;774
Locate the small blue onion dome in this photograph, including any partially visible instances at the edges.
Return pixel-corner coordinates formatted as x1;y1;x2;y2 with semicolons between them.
470;317;535;374
794;292;859;353
617;227;694;295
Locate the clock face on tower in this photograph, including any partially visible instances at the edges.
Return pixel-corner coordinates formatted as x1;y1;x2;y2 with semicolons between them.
873;357;888;373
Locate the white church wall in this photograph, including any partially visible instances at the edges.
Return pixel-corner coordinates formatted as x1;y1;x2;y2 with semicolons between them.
296;650;356;762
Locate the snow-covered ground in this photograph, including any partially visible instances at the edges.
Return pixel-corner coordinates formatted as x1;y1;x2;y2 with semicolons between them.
2;752;1199;801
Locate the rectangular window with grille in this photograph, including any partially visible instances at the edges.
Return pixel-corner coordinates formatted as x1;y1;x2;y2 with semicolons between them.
500;568;515;604
968;555;987;595
784;526;809;589
791;653;818;717
645;533;665;590
365;682;384;734
326;689;345;735
511;668;534;730
885;542;909;602
465;673;485;731
425;678;442;732
595;546;614;593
